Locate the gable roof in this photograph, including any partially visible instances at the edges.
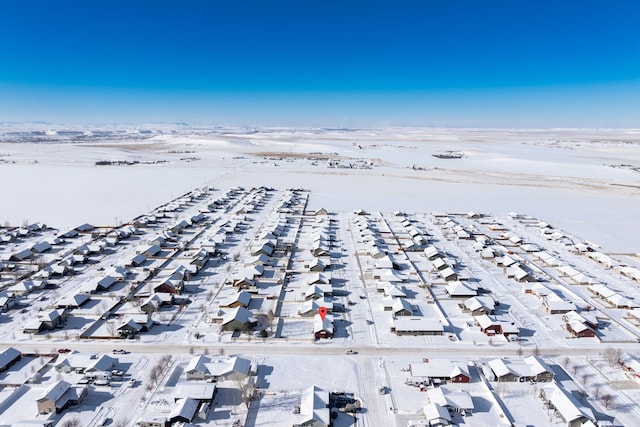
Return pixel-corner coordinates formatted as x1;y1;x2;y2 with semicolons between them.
293;386;330;427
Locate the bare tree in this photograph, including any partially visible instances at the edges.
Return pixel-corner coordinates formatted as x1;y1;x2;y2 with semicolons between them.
562;356;570;369
267;309;276;335
533;345;541;356
571;364;581;377
581;372;589;386
601;393;614;409
604;347;622;368
61;418;81;427
106;321;117;337
235;378;255;408
593;384;602;398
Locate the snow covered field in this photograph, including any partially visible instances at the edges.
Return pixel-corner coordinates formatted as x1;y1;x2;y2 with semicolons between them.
0;125;639;427
1;126;639;252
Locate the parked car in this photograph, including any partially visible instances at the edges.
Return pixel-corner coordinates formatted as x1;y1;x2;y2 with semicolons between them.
58;348;72;354
345;349;357;355
112;349;128;354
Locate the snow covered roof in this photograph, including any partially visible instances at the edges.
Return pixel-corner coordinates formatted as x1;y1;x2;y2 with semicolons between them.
313;315;334;333
222;306;256;326
424;402;452;424
411;359;469;380
445;281;476;297
393;317;443;333
540;382;595;424
174;382;217;401
220;291;252;308
0;347;21;369
170;397;199;422
38;380;71;403
427;387;474;411
293;386;330;427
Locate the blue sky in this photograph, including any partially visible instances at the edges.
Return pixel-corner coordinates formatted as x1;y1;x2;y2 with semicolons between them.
1;0;639;127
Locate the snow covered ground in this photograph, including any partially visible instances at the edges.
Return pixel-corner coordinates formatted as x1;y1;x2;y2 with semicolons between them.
0;125;639;427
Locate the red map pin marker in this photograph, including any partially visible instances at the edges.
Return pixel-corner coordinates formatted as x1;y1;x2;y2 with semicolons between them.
318;306;327;321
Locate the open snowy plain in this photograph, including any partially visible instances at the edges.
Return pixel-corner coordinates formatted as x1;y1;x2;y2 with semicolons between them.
0;125;639;427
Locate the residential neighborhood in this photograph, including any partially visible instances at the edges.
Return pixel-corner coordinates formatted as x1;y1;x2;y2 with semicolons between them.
0;183;639;426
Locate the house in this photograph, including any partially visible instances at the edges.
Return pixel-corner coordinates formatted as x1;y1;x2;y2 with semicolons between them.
445;282;477;298
312;240;330;257
298;299;334;317
220;291;252;308
304;284;333;300
431;257;454;271
237;265;264;280
424;246;441;260
374;268;407;282
314;314;334;340
292;386;330;427
10;248;33;261
439;267;458;282
56;293;90;309
221;307;257;332
543;294;577;314
476;315;519;338
42;263;71;277
315;208;329;216
185;355;251;382
75;223;94;232
462;296;496;316
140;293;174;313
390;298;413;316
36;380;87;414
506;264;535;282
423;402;453;426
308;257;327;272
169;397;199;424
135;417;168;427
0;290;16;312
306;272;329;285
539;381;597;427
427;387;474;415
251;242;274;257
84;275;119;293
0;347;21;372
55;353;116;374
392;317;443;336
174;382;217;403
31;241;52;254
153;276;184;294
563;311;598;330
139;244;162;257
118;318;144;338
9;279;46;296
619;353;640;383
383;283;407;298
23;309;67;333
127;253;147;267
232;277;256;290
565;320;596;338
524;356;555;382
245;253;270;267
410;359;471;384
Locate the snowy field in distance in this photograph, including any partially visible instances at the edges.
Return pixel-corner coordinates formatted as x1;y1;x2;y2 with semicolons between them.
1;126;639;252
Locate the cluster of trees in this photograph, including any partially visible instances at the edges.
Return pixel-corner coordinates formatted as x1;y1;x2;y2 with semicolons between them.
147;354;173;390
95;160;168;166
